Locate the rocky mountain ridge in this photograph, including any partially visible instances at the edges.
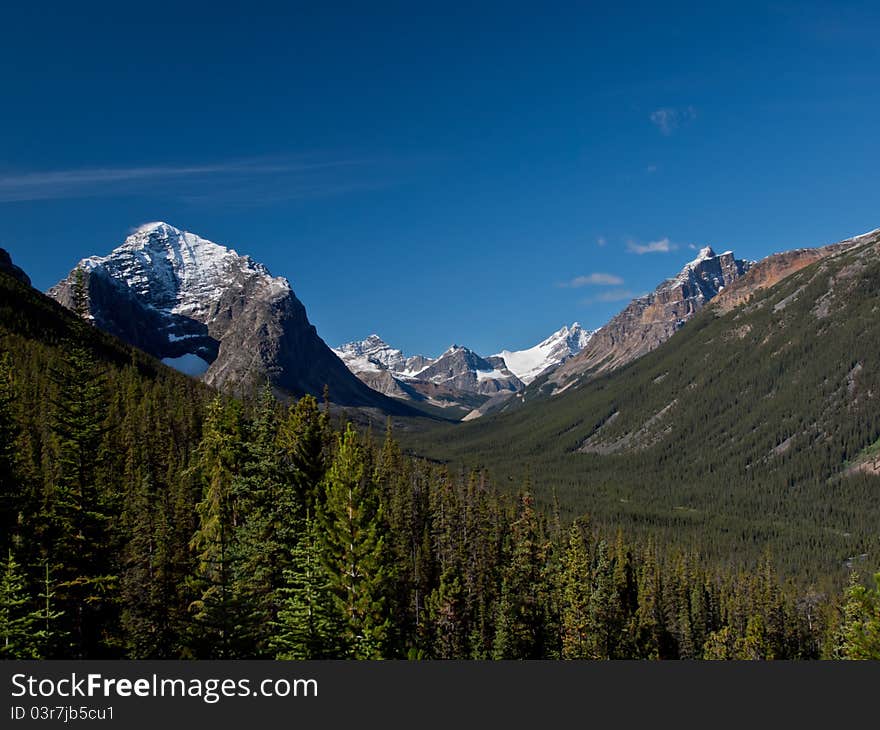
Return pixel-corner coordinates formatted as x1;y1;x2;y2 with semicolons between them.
544;246;752;393
48;222;413;412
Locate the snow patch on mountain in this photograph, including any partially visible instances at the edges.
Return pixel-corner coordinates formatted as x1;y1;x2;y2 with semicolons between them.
494;323;594;384
161;353;211;376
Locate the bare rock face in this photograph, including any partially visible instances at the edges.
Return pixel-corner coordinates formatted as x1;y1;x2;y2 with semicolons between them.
0;248;31;286
415;346;524;395
711;231;875;314
48;222;410;411
547;247;752;390
333;335;525;414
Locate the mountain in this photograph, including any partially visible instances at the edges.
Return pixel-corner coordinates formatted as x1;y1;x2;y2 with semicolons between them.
494;322;593;384
48;222;414;412
712;231;873;314
0;248;30;286
543;246;752;393
401;228;880;577
333;334;433;378
333;335;526;417
415;345;524;395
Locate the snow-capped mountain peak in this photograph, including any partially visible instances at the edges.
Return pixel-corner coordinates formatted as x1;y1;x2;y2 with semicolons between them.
495;322;594;384
80;221;289;320
49;222;405;412
333;334;411;374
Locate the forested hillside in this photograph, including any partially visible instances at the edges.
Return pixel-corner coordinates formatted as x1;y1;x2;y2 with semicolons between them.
401;235;880;585
1;265;878;659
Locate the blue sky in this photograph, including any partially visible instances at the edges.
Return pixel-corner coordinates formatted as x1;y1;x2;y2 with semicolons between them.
2;1;880;356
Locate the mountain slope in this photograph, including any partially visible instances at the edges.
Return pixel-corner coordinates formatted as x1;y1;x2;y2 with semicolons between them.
400;229;880;578
0;248;31;286
545;247;752;393
49;222;414;412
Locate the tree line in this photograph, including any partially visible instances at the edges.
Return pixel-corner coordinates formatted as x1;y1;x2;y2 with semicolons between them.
0;317;877;659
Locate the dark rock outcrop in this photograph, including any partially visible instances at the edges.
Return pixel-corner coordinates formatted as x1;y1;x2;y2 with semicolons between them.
0;249;31;286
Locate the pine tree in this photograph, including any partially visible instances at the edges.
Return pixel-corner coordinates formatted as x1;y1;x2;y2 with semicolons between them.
187;397;250;658
585;540;622;659
318;424;391;659
835;573;880;660
47;340;115;657
0;551;54;658
493;494;555;659
233;385;295;655
634;543;665;659
278;394;329;516
71;267;90;319
271;516;341;659
425;566;466;659
0;352;20;556
560;522;592;659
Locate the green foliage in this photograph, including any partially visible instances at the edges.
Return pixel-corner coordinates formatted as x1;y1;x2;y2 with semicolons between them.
0;265;865;659
0;551;40;658
318;425;392;658
187;397;252;658
831;573;880;659
401;241;880;585
47;339;116;657
271;516;341;659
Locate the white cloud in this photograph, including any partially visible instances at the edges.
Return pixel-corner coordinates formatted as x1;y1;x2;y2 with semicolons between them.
582;288;641;304
650;106;696;135
559;272;625;288
626;237;677;255
0;157;372;203
596;235;607;247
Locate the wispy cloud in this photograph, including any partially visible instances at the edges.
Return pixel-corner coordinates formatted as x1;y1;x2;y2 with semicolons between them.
650;106;696;135
626;237;677;255
0;157;377;203
596;235;607;247
582;288;641;304
559;272;624;288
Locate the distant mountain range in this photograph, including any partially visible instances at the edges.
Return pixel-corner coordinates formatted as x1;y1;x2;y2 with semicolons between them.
333;323;593;418
39;220;880;431
401;227;880;574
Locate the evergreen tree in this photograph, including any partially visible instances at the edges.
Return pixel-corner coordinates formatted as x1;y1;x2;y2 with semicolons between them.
233;385;295;655
585;541;622;659
835;573;880;660
560;522;592;659
318;424;391;659
271;516;341;659
493;494;555;659
425;566;466;659
187;397;250;658
0;352;19;556
278;394;329;515
47;340;115;657
0;551;57;658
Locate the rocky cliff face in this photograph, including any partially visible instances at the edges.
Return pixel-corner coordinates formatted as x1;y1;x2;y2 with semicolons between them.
48;222;411;411
546;247;752;391
333;335;527;415
0;249;31;286
416;346;524;395
711;231;874;314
